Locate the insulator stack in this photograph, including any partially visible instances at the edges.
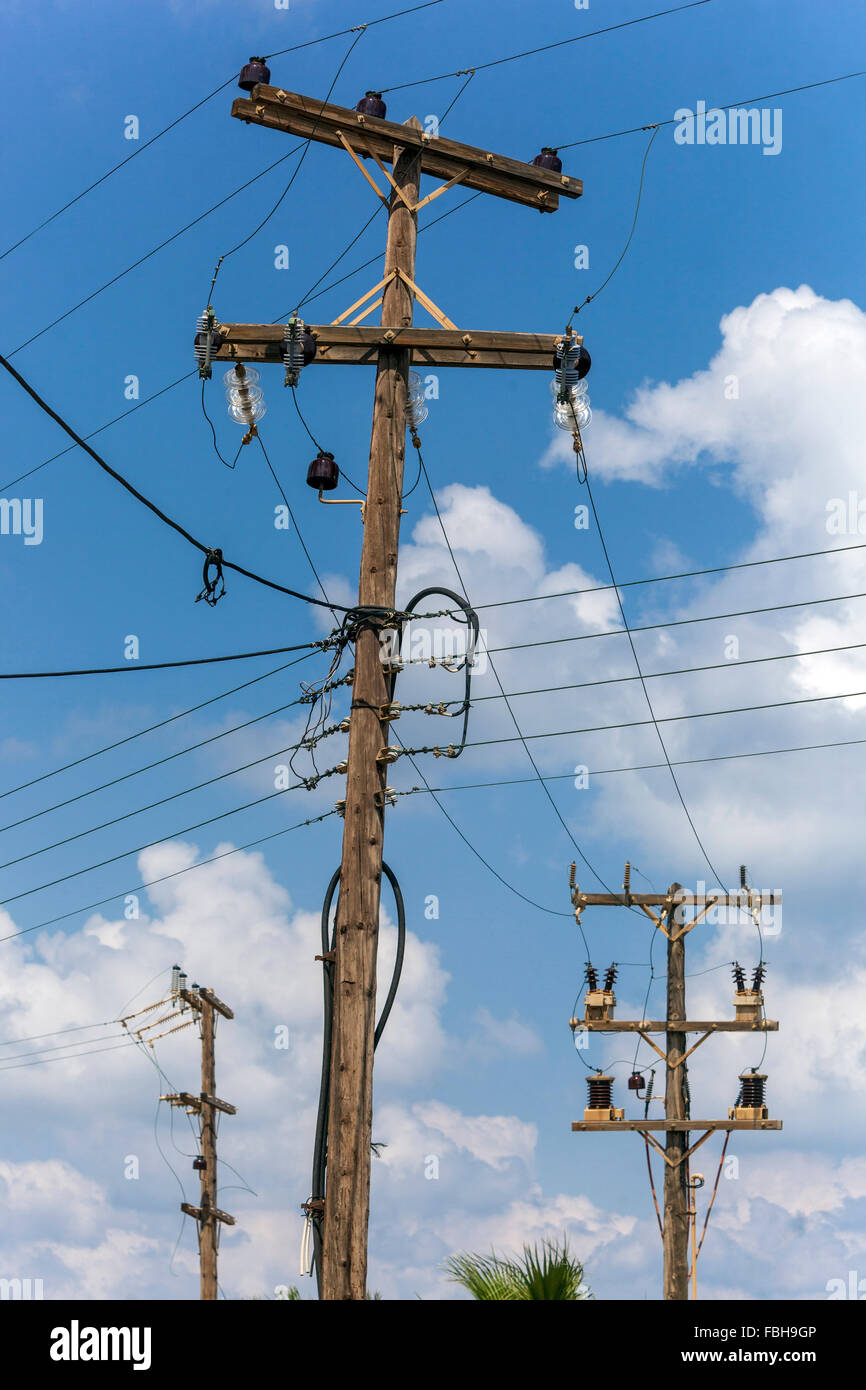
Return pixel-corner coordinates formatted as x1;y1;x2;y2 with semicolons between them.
603;962;618;992
740;864;748;889
282;317;317;387
752;964;766;991
729;1070;770;1122
194;310;224;379
741;1072;765;1108
586;1074;613;1109
584;963;598;992
732;961;746;992
224;365;266;430
644;1072;655;1110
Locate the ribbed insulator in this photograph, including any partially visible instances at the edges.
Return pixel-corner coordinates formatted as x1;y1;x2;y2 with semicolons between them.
603;963;618;992
740;1073;766;1107
584;963;598;992
586;1075;613;1108
553;341;591;391
732;962;746;992
752;964;766;991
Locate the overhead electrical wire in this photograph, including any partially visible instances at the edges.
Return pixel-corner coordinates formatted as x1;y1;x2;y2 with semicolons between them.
0;0;444;264
467;540;866;613
0;717;347;869
380;1;713;92
397;683;866;757
0;671;343;835
392;730;866;797
0;639;329;681
555;67;866;150
0;774;317;908
0;650;320;803
404;639;866;708
583;470;724;887
0;353;352;613
6;145;306;358
0;809;337;944
411;447;621;914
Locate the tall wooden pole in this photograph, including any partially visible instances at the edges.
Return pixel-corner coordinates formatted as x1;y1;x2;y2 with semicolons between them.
662;884;689;1300
199;995;218;1301
321;119;423;1302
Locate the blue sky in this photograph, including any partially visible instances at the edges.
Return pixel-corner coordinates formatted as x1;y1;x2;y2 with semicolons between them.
0;0;865;1302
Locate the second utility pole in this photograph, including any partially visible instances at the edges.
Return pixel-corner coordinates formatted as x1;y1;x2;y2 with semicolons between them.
662;885;689;1301
322;121;422;1301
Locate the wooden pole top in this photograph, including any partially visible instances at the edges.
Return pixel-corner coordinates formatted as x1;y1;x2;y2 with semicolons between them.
231;86;582;212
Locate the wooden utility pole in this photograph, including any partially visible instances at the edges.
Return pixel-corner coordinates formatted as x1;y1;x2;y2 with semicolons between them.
321;123;422;1301
569;868;782;1300
662;884;689;1301
160;985;236;1301
219;79;583;1299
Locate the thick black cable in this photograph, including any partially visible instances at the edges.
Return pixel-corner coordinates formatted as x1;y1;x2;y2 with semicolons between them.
310;860;406;1296
0;353;351;613
399;586;478;754
0;639;326;681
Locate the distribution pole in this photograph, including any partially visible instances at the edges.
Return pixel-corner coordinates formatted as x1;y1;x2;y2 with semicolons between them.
220;79;583;1298
157;982;236;1300
199;993;218;1300
569;869;782;1299
662;884;689;1301
321;120;422;1303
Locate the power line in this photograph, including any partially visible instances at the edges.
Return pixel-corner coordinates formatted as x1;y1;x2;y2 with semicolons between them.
0;0;444;264
0;775;316;907
417;640;866;707
6;145;306;358
0;809;337;944
0;639;328;681
0;651;318;803
393;731;866;795
0;672;338;835
467;541;866;613
380;1;712;91
555;67;866;150
415;448;623;905
0;1038;141;1071
441;587;866;658
583;471;726;888
423;684;866;755
0;716;344;871
0;353;352;613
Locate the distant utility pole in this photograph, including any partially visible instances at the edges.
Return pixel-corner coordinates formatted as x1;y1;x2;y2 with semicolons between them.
569;865;782;1300
156;973;236;1301
214;81;582;1298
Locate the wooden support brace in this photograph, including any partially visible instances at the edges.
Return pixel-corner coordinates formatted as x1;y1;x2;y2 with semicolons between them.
181;1202;237;1226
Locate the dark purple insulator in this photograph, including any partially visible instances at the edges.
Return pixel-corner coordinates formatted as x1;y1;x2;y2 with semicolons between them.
239;57;270;92
307;451;340;491
628;1073;645;1091
193;1157;207;1171
300;329;317;366
356;91;387;119
532;146;562;173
